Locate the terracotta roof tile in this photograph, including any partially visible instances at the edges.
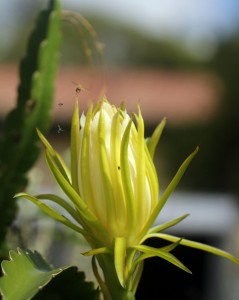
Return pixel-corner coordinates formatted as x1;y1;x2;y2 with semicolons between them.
0;64;222;126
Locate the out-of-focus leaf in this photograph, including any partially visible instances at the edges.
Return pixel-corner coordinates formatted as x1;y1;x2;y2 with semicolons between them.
0;248;68;300
0;248;99;300
33;266;99;300
0;0;61;250
146;118;166;159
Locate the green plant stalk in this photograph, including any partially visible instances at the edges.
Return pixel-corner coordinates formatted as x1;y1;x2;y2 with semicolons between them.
97;254;135;300
0;0;61;254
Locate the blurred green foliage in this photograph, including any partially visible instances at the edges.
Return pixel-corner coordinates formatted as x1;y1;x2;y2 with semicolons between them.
0;248;98;300
0;0;61;256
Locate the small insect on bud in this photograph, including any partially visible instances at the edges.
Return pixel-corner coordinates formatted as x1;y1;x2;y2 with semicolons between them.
57;125;64;134
72;81;90;95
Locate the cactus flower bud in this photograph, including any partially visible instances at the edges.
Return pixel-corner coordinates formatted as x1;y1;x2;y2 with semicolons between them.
77;98;159;247
15;97;239;299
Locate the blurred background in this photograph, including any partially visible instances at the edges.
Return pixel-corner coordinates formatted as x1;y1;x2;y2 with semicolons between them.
1;0;239;299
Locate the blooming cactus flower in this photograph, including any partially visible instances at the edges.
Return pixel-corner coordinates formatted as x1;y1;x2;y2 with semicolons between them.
16;97;239;299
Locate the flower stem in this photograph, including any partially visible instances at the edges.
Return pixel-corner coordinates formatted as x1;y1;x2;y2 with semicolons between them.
97;254;135;300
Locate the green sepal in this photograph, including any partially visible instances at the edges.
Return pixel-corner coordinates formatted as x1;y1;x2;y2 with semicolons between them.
44;149;95;222
37;128;71;182
157;233;239;265
114;237;127;288
134;107;146;224
110;111;126;225
79;105;94;206
120;120;135;229
70;100;80;193
132;244;191;274
132;239;182;269
44;148;111;246
98;110;115;225
14;193;86;235
146;118;166;159
141;147;199;238
82;247;110;256
148;214;189;234
144;142;160;206
157;146;199;215
36;193;82;224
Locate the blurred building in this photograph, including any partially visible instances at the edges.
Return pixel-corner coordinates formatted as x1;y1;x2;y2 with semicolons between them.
0;63;221;127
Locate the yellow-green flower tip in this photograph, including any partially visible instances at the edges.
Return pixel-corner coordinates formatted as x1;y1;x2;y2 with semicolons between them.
76;99;159;246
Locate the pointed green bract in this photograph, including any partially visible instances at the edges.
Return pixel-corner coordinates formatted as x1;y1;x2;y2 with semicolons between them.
98;111;115;227
120;121;135;230
133;245;191;274
36;193;82;223
141;147;199;239
14;193;86;235
157;233;239;265
132;239;181;268
37;128;71;182
157;146;199;215
110;111;126;229
134;108;146;225
83;247;110;256
144;144;159;207
79;105;94;209
70;100;80;193
146;117;166;159
159;239;182;253
114;237;127;288
45;149;91;219
148;214;189;235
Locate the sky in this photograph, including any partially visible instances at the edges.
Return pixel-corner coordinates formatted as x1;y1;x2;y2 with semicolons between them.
62;0;239;39
0;0;239;58
65;0;239;58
